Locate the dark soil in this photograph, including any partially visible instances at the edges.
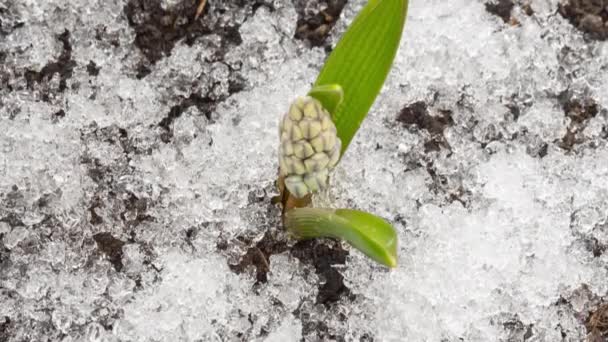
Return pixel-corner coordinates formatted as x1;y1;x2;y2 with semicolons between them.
494;314;534;341
228;226;354;340
0;316;12;342
290;239;352;306
559;0;608;40
584;237;607;257
23;29;76;101
51;109;66;123
531;141;549;158
562;94;599;124
123;0;252;142
569;209;608;258
124;0;276;77
0;2;24;37
155;73;246;143
397;101;454;153
158;93;214;143
229;230;351;306
86;61;101;76
124;0;242;65
94;25;121;47
426;161;472;208
587;303;608;341
80;124;158;280
293;0;348;48
297;319;348;342
485;0;535;24
485;0;516;23
228;188;353;308
229;231;289;283
521;3;535;16
550;285;608;342
556;91;601;151
93;232;126;272
0;242;10;270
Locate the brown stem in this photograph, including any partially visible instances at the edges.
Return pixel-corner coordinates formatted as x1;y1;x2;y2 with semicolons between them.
277;173;312;220
195;0;207;20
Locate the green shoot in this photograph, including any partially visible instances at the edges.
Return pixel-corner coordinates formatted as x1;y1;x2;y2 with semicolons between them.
285;208;398;268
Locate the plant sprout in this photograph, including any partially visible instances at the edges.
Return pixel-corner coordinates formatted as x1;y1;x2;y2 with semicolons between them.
278;0;409;268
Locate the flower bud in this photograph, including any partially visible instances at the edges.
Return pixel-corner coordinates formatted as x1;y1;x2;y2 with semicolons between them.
279;96;341;198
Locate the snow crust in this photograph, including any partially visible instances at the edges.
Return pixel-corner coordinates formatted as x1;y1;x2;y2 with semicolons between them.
1;0;608;341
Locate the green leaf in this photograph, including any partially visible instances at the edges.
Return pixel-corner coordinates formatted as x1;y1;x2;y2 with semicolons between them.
308;84;344;116
314;0;409;154
285;208;398;268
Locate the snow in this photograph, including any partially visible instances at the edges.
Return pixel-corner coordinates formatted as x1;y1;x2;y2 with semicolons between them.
1;0;608;341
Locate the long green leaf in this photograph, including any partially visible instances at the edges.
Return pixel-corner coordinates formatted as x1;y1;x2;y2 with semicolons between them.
315;0;409;154
285;208;398;268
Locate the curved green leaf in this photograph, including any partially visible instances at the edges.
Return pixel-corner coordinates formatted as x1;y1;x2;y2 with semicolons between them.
308;84;344;116
285;208;398;268
315;0;409;154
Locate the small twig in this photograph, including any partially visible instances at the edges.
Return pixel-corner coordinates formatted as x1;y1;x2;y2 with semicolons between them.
254;247;270;272
587;304;608;341
195;0;207;20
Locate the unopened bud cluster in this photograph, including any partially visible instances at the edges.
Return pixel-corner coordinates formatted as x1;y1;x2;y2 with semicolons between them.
279;96;341;198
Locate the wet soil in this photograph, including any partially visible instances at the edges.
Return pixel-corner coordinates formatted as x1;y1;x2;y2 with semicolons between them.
559;0;608;40
293;0;348;48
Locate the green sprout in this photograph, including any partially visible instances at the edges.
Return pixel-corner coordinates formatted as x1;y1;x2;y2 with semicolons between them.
278;0;409;268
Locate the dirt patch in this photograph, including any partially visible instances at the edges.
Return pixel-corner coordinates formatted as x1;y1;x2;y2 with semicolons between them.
425;161;472;208
584;237;607;257
0;243;10;270
530;141;549;158
297;319;348;342
124;0;261;69
2;185;25;209
397;101;454;153
51;109;66;123
126;0;252;142
157;70;246;142
559;0;608;40
587;303;608;341
293;0;348;48
485;0;535;24
228;191;353;307
23;30;76;101
485;0;516;23
80;121;157;270
0;212;25;228
563;96;599;124
120;192;153;228
291;242;357;342
94;25;121;48
86;61;101;76
521;3;535;16
229;231;289;283
492;314;534;341
552;285;608;341
93;232;126;272
0;2;24;37
290;239;351;306
0;316;11;342
125;0;215;65
228;230;351;306
556;91;600;151
569;209;608;258
158;93;214;143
